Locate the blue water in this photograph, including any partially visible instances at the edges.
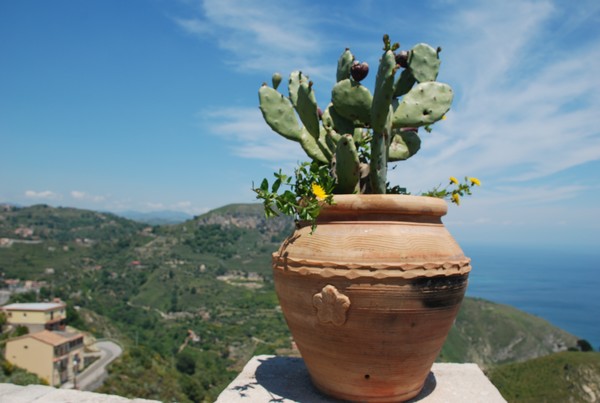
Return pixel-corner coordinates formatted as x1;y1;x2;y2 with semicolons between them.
462;243;600;350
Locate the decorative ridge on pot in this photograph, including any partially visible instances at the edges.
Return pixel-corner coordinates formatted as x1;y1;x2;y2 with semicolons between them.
271;256;472;280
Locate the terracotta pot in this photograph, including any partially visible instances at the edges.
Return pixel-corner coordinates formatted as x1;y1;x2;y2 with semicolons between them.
272;195;471;402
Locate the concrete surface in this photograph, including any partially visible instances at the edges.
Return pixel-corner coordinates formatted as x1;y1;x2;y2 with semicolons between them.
0;383;160;403
216;355;507;402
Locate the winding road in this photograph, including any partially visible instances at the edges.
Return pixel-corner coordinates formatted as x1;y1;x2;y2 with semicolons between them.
65;340;123;391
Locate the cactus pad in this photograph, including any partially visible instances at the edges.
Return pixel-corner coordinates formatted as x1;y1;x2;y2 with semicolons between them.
371;50;398;133
322;103;355;136
392;82;453;128
335;134;360;194
258;85;302;141
296;81;321;139
331;79;372;126
408;43;440;83
288;71;309;107
299;127;328;163
393;68;416;98
388;129;421;161
336;48;354;82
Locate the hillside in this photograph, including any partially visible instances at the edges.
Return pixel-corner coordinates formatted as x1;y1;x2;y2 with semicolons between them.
488;351;600;402
441;298;578;368
0;203;589;401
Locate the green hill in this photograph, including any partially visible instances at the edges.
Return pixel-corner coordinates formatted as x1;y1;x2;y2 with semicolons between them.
488;351;600;402
441;298;578;368
0;203;591;402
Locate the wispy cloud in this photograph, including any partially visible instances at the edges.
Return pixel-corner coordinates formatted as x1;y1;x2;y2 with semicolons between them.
143;201;207;215
70;190;106;203
389;1;600;194
173;0;330;78
24;190;61;200
201;107;306;164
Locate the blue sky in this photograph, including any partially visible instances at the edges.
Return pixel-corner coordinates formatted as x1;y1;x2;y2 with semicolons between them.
1;0;599;247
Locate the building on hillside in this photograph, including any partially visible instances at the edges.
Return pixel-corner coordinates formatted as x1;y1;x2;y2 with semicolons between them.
4;330;84;386
1;301;67;332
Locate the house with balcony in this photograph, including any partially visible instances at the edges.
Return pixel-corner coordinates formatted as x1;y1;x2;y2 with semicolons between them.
1;301;67;332
4;330;84;386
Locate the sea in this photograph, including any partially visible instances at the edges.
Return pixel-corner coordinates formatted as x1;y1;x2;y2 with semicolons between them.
461;243;600;350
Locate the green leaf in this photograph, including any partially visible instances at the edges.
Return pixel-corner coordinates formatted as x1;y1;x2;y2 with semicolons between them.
272;178;281;193
260;178;269;192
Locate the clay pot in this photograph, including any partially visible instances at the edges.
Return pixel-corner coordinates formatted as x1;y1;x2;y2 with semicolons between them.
272;195;471;402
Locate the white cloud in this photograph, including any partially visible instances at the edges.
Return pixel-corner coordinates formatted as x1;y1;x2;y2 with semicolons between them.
145;202;165;210
388;0;600;194
170;201;208;215
172;201;191;209
173;0;330;78
173;17;212;35
70;190;106;203
24;190;61;200
201;106;306;163
143;201;208;215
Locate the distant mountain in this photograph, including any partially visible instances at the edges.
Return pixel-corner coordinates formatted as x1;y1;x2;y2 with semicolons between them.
115;210;193;225
0;203;144;241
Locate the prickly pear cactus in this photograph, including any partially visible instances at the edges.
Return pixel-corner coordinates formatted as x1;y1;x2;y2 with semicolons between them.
258;34;453;195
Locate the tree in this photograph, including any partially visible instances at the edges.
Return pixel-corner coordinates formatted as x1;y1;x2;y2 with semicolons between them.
175;352;196;375
577;339;594;352
14;325;29;337
0;312;6;332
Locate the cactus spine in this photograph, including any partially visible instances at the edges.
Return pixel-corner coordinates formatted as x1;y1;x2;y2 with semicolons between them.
258;35;453;194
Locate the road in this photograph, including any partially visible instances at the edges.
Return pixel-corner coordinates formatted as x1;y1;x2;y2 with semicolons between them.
0;290;10;305
65;340;123;391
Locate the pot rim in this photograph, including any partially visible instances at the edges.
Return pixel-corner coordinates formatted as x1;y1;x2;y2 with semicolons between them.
318;194;448;218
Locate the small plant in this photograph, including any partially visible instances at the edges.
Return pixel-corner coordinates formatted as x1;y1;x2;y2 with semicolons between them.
423;176;481;206
254;34;477;222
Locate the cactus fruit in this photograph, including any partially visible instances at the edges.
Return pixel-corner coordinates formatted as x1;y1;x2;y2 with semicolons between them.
350;61;369;82
257;34;453;195
272;73;282;90
395;50;409;68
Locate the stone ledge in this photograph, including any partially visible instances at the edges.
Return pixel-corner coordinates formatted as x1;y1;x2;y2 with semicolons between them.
216;355;507;402
0;383;160;403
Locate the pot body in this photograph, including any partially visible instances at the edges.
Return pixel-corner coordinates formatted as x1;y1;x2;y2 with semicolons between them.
272;195;471;402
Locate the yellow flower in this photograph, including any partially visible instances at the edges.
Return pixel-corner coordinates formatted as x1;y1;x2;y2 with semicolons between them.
311;183;327;200
469;177;481;186
449;176;459;185
451;193;460;205
441;115;447;120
